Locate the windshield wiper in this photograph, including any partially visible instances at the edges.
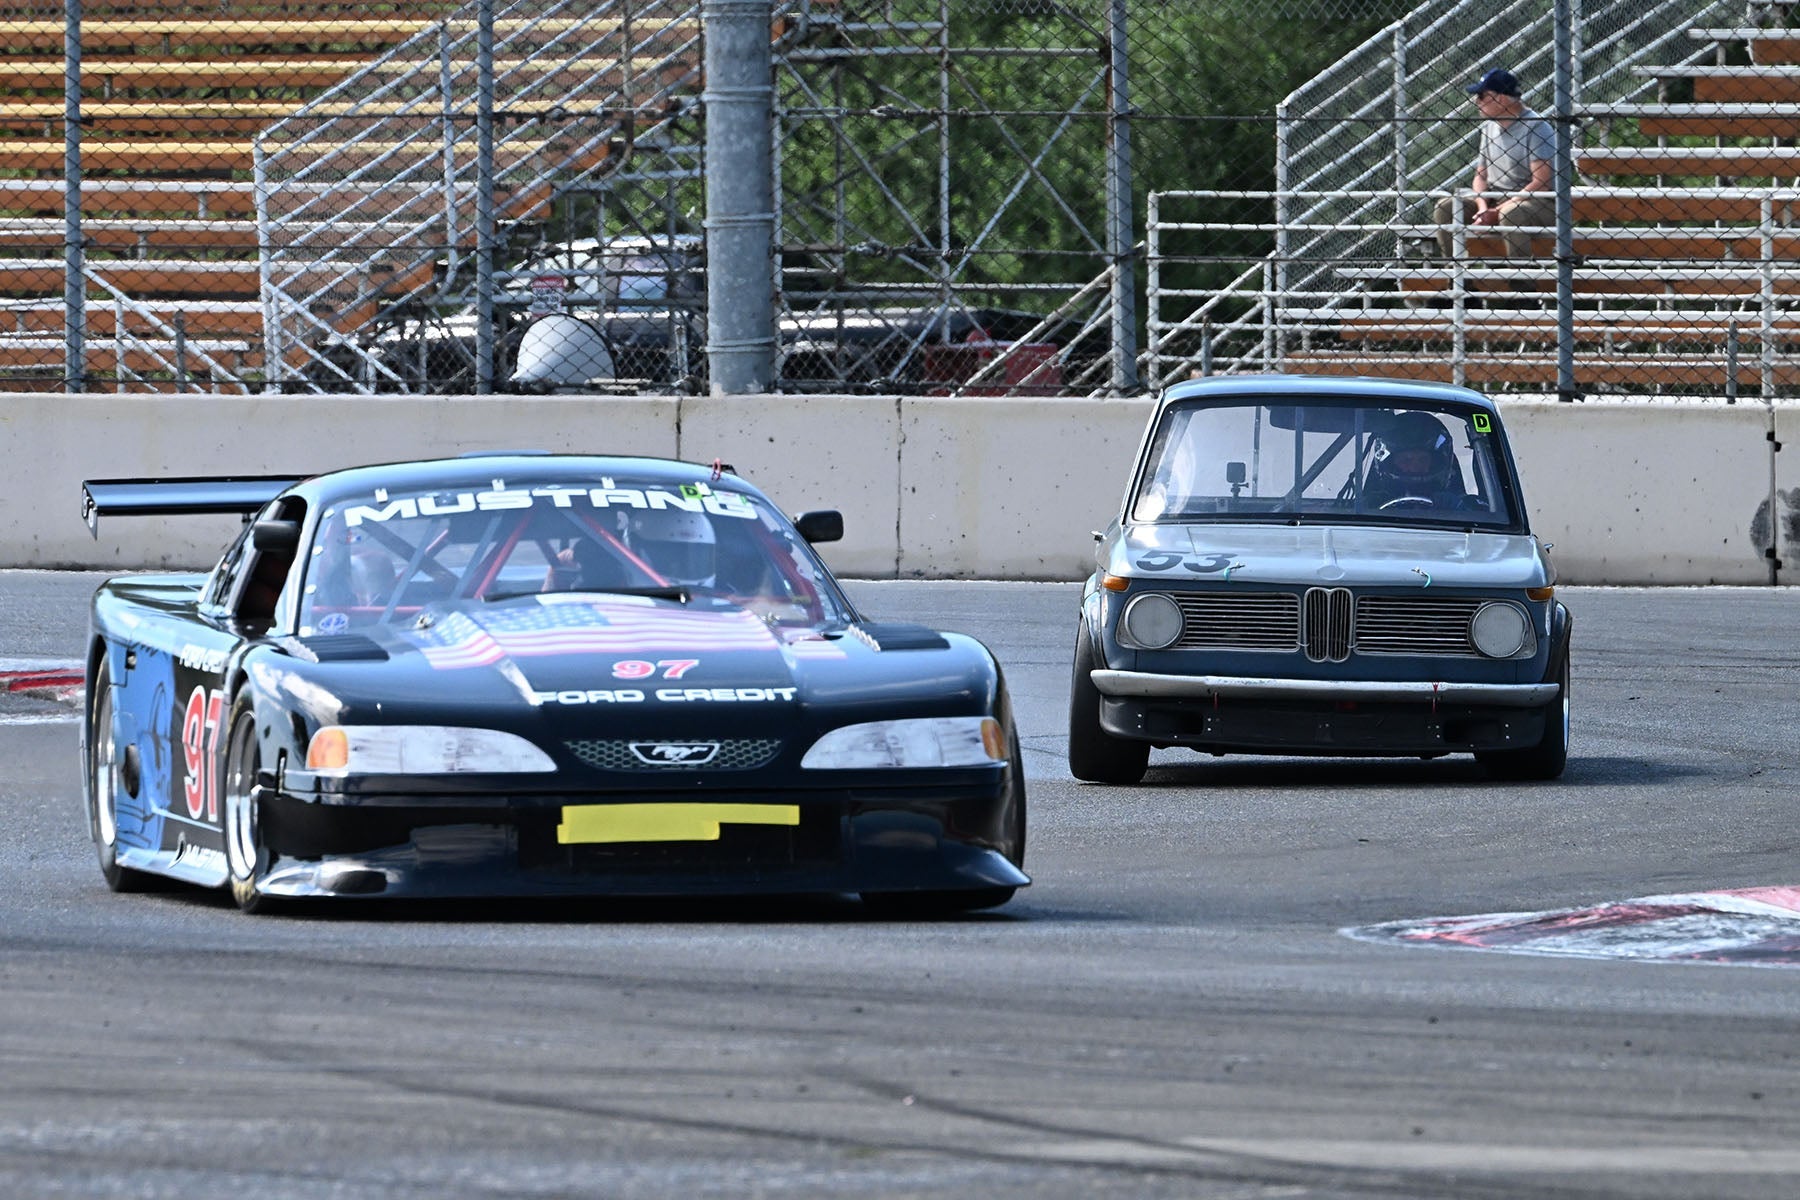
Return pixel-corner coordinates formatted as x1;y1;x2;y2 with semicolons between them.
484;585;691;603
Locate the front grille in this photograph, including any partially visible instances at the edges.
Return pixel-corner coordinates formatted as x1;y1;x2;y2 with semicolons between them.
564;739;784;772
1157;589;1497;660
1303;587;1353;662
1171;591;1301;650
1355;597;1484;655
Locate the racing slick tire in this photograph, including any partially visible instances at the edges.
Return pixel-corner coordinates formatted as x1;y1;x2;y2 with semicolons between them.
860;730;1027;918
222;700;278;914
86;658;161;893
1067;622;1149;785
1477;642;1570;781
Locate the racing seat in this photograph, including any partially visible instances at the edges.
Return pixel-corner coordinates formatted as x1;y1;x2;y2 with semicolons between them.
239;550;292;622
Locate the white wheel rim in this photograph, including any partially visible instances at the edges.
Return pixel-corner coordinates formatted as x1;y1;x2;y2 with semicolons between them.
93;695;118;848
224;721;256;881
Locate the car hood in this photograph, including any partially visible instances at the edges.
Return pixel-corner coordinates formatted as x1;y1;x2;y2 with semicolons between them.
1110;522;1550;589
287;595;995;730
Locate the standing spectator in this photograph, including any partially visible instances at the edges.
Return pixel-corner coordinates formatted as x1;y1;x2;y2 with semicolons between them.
1435;68;1555;260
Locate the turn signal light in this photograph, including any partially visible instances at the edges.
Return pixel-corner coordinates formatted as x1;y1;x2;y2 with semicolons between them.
306;727;350;770
1526;586;1555;601
1101;574;1131;591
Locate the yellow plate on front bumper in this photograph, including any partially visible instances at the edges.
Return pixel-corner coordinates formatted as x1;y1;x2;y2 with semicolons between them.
557;803;801;844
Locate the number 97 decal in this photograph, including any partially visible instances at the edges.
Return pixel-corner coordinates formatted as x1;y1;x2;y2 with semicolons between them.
612;659;700;680
181;685;224;822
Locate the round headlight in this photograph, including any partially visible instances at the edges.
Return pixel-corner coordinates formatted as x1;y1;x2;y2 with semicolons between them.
1122;592;1183;649
1470;602;1529;658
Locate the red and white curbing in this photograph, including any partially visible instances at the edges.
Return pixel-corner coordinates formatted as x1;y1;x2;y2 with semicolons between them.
0;658;84;720
1346;886;1800;967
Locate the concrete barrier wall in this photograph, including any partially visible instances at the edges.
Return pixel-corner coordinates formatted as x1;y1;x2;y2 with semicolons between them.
2;391;1793;584
1502;400;1784;586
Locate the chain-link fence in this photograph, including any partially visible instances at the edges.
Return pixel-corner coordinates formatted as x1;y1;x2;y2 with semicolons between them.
1150;0;1800;402
5;0;1788;397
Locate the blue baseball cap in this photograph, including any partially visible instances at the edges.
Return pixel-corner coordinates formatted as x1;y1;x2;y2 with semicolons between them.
1467;68;1521;96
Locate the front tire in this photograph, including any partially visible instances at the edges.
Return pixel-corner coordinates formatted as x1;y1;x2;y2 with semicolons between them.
1478;643;1570;781
1067;622;1149;784
86;658;159;893
222;702;277;913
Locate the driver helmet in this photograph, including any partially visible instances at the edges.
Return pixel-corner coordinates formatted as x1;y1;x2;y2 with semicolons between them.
629;507;717;586
1367;411;1463;502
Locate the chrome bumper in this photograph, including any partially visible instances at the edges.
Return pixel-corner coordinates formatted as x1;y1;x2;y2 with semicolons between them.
1091;670;1558;707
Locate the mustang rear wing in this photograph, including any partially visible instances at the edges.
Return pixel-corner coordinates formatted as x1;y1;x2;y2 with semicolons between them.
82;476;307;538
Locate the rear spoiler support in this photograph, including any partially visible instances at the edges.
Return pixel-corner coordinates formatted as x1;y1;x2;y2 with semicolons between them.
82;476;307;539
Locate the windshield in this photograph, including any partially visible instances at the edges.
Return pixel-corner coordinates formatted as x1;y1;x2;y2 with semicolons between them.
1131;397;1523;529
297;478;851;635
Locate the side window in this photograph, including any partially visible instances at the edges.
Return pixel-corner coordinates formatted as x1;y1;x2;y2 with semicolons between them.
202;520;257;612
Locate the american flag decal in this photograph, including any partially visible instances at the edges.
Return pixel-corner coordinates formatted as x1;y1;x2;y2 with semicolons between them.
412;601;780;670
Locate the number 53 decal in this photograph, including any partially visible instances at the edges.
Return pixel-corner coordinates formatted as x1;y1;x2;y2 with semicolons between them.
1134;552;1236;574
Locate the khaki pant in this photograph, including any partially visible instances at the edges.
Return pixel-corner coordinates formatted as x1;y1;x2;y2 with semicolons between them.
1434;193;1555;258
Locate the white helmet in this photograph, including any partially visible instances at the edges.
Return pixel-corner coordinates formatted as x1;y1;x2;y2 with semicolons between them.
630;507;716;586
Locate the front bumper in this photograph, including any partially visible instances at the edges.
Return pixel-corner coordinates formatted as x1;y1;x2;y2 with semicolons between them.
251;783;1027;900
1092;670;1557;707
1091;670;1556;755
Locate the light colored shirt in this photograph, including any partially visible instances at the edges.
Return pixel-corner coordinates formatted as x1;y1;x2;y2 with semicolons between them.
1479;108;1554;193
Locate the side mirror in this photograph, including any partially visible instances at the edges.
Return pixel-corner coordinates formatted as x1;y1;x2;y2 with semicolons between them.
793;509;844;544
1226;461;1247;486
251;519;301;552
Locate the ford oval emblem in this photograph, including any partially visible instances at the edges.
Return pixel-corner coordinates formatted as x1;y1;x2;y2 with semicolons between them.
628;742;721;766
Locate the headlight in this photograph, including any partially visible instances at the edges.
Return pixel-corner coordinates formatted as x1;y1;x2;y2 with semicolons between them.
306;725;557;774
1470;602;1533;658
1121;592;1183;649
801;716;1008;769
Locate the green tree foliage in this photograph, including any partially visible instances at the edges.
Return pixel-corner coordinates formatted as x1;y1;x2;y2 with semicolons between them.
777;0;1407;300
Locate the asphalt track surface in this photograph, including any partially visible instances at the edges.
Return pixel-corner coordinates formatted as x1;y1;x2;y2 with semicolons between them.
3;571;1799;1200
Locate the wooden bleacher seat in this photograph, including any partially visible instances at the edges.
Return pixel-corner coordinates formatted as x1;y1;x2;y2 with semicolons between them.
1313;309;1800;344
1685;27;1800;65
1632;64;1800;104
0;335;262;372
1458;231;1800;260
1578;146;1800;180
1336;264;1800;298
1279;351;1799;390
0;17;434;50
0;298;266;336
0;255;431;302
0;58;373;91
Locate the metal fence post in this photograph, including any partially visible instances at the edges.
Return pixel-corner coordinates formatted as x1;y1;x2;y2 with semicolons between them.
474;0;496;394
1554;0;1576;401
1392;24;1407;261
704;0;777;395
63;0;83;393
1105;0;1139;395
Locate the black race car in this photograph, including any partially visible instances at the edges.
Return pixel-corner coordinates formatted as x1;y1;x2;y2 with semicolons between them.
79;454;1026;913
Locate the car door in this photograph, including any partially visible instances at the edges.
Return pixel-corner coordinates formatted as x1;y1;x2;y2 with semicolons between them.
128;518;263;884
